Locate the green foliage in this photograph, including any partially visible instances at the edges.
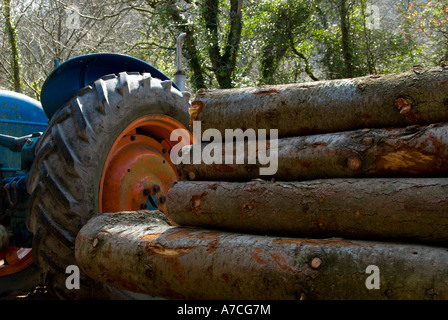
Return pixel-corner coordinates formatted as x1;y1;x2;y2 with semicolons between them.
251;0;317;84
314;0;422;80
0;0;442;96
402;0;448;63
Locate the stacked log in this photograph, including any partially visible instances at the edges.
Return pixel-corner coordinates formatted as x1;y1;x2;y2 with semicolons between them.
176;123;448;181
75;67;448;299
76;210;448;300
166;178;448;244
191;66;448;138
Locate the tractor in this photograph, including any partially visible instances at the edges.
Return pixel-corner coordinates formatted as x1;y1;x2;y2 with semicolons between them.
1;34;193;299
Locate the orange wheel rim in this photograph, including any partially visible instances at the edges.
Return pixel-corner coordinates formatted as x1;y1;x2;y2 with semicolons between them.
99;114;192;214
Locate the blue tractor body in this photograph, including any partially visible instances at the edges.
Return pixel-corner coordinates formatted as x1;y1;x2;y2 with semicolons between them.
0;90;48;177
0;91;46;277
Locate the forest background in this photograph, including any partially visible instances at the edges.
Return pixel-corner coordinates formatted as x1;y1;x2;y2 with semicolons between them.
1;0;447;98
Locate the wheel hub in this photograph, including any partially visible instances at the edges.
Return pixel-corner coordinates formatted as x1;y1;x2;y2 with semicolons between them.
99;114;191;214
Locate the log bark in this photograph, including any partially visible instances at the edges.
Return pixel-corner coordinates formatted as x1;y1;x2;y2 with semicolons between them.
177;122;448;181
192;67;448;138
75;210;448;300
166;179;448;244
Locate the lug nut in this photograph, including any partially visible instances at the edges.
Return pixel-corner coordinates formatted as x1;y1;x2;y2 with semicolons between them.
140;203;148;209
160;195;167;204
153;185;161;193
143;188;151;196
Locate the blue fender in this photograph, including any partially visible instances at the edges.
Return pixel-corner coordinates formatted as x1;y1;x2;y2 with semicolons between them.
40;53;179;120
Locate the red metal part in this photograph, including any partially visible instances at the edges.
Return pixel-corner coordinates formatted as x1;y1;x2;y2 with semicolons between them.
0;246;33;277
99;114;192;214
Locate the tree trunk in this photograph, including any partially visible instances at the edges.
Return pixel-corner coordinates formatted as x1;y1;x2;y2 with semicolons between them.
259;37;289;85
202;0;243;88
165;2;207;91
191;67;448;138
2;0;21;92
339;0;354;78
75;210;448;300
177;122;448;181
166;178;448;244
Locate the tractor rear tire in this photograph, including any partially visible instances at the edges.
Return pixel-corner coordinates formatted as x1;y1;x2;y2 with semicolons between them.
26;72;190;299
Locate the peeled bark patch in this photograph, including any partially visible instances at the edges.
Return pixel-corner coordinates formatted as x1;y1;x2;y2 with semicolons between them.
395;97;412;114
193;68;448;138
75;211;448;300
